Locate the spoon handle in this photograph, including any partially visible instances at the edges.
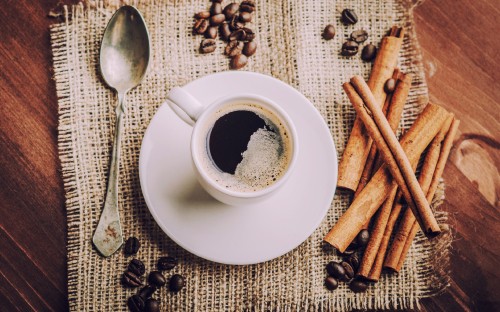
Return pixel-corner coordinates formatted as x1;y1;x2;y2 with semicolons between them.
92;92;126;257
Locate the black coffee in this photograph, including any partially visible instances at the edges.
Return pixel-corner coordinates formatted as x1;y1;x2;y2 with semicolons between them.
201;104;292;192
208;110;275;174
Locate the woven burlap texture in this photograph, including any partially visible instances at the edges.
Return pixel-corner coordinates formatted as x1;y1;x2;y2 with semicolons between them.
51;0;451;310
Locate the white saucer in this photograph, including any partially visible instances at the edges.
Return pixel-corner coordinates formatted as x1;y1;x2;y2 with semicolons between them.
139;71;337;265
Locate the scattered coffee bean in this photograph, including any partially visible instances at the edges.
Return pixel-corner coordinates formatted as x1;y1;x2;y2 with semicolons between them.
193;19;209;35
223;3;239;20
240;0;255;13
148;271;167;287
341;9;358;25
356;229;370;247
348;253;360;271
341;242;358;256
322;24;335;40
229;15;244;31
351;29;368;43
157;256;178;271
205;26;218;39
194;11;210;19
145;298;160;312
361;44;377;62
384;78;396;93
241;27;255;41
341;40;358;56
239;11;252;23
349;278;368;293
326;261;346;280
225;40;244;56
243;41;257;57
210;13;226;26
220;23;232;41
122;270;143;288
169;274;185;292
124;237;140;255
325;276;339;290
127;295;145;312
128;259;145;276
230;54;248;69
229;29;245;41
210;2;222;15
138;285;156;300
341;261;355;280
200;39;217;53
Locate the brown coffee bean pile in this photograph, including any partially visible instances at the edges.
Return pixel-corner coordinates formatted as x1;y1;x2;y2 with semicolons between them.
193;0;257;69
122;237;185;312
324;229;370;293
321;8;377;62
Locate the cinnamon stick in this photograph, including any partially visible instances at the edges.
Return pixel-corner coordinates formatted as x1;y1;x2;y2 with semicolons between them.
349;76;441;237
337;27;405;191
384;117;460;272
324;103;449;252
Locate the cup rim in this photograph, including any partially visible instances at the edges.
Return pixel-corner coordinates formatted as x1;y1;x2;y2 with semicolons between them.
190;93;299;200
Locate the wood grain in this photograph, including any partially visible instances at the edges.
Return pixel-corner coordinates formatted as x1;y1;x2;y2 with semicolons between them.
0;0;498;311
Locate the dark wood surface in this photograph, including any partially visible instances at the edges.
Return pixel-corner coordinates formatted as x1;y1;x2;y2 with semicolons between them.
0;0;498;311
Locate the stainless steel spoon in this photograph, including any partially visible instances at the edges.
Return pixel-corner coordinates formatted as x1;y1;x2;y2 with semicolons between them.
93;6;150;257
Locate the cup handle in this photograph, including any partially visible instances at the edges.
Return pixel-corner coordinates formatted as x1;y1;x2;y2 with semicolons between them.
166;87;204;126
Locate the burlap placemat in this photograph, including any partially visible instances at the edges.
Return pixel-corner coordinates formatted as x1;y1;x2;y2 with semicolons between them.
51;0;451;310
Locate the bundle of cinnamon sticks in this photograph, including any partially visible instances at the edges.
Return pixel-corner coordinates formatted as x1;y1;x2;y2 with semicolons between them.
324;26;459;282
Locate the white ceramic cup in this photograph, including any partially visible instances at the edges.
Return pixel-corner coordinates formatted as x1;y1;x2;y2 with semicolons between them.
166;86;299;205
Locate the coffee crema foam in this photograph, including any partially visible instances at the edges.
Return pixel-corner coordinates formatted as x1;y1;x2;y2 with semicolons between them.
198;103;293;192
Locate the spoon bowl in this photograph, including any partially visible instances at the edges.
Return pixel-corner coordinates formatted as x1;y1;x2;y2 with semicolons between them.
93;5;150;257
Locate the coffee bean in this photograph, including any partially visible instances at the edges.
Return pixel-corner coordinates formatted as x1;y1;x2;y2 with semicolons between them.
210;14;226;26
211;0;223;2
325;276;339;290
229;15;244;31
349;278;368;293
341;9;358;25
205;26;218;39
220;23;232;41
169;274;185;292
124;237;140;255
351;29;368;43
241;27;255;41
341;40;358;56
239;12;252;23
240;0;255;13
225;40;243;56
361;44;377;62
128;259;145;276
223;3;239;20
341;261;355;280
157;256;178;271
122;271;143;288
145;298;160;312
210;2;222;15
243;41;257;57
138;285;156;300
230;54;248;69
200;39;216;54
193;19;209;35
229;29;245;41
384;78;396;93
127;295;144;312
348;253;360;271
341;242;358;256
326;261;346;280
356;229;370;247
322;24;335;40
148;271;166;287
194;11;210;19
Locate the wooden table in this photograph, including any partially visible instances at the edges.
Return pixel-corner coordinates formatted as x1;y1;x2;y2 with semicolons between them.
1;0;498;310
